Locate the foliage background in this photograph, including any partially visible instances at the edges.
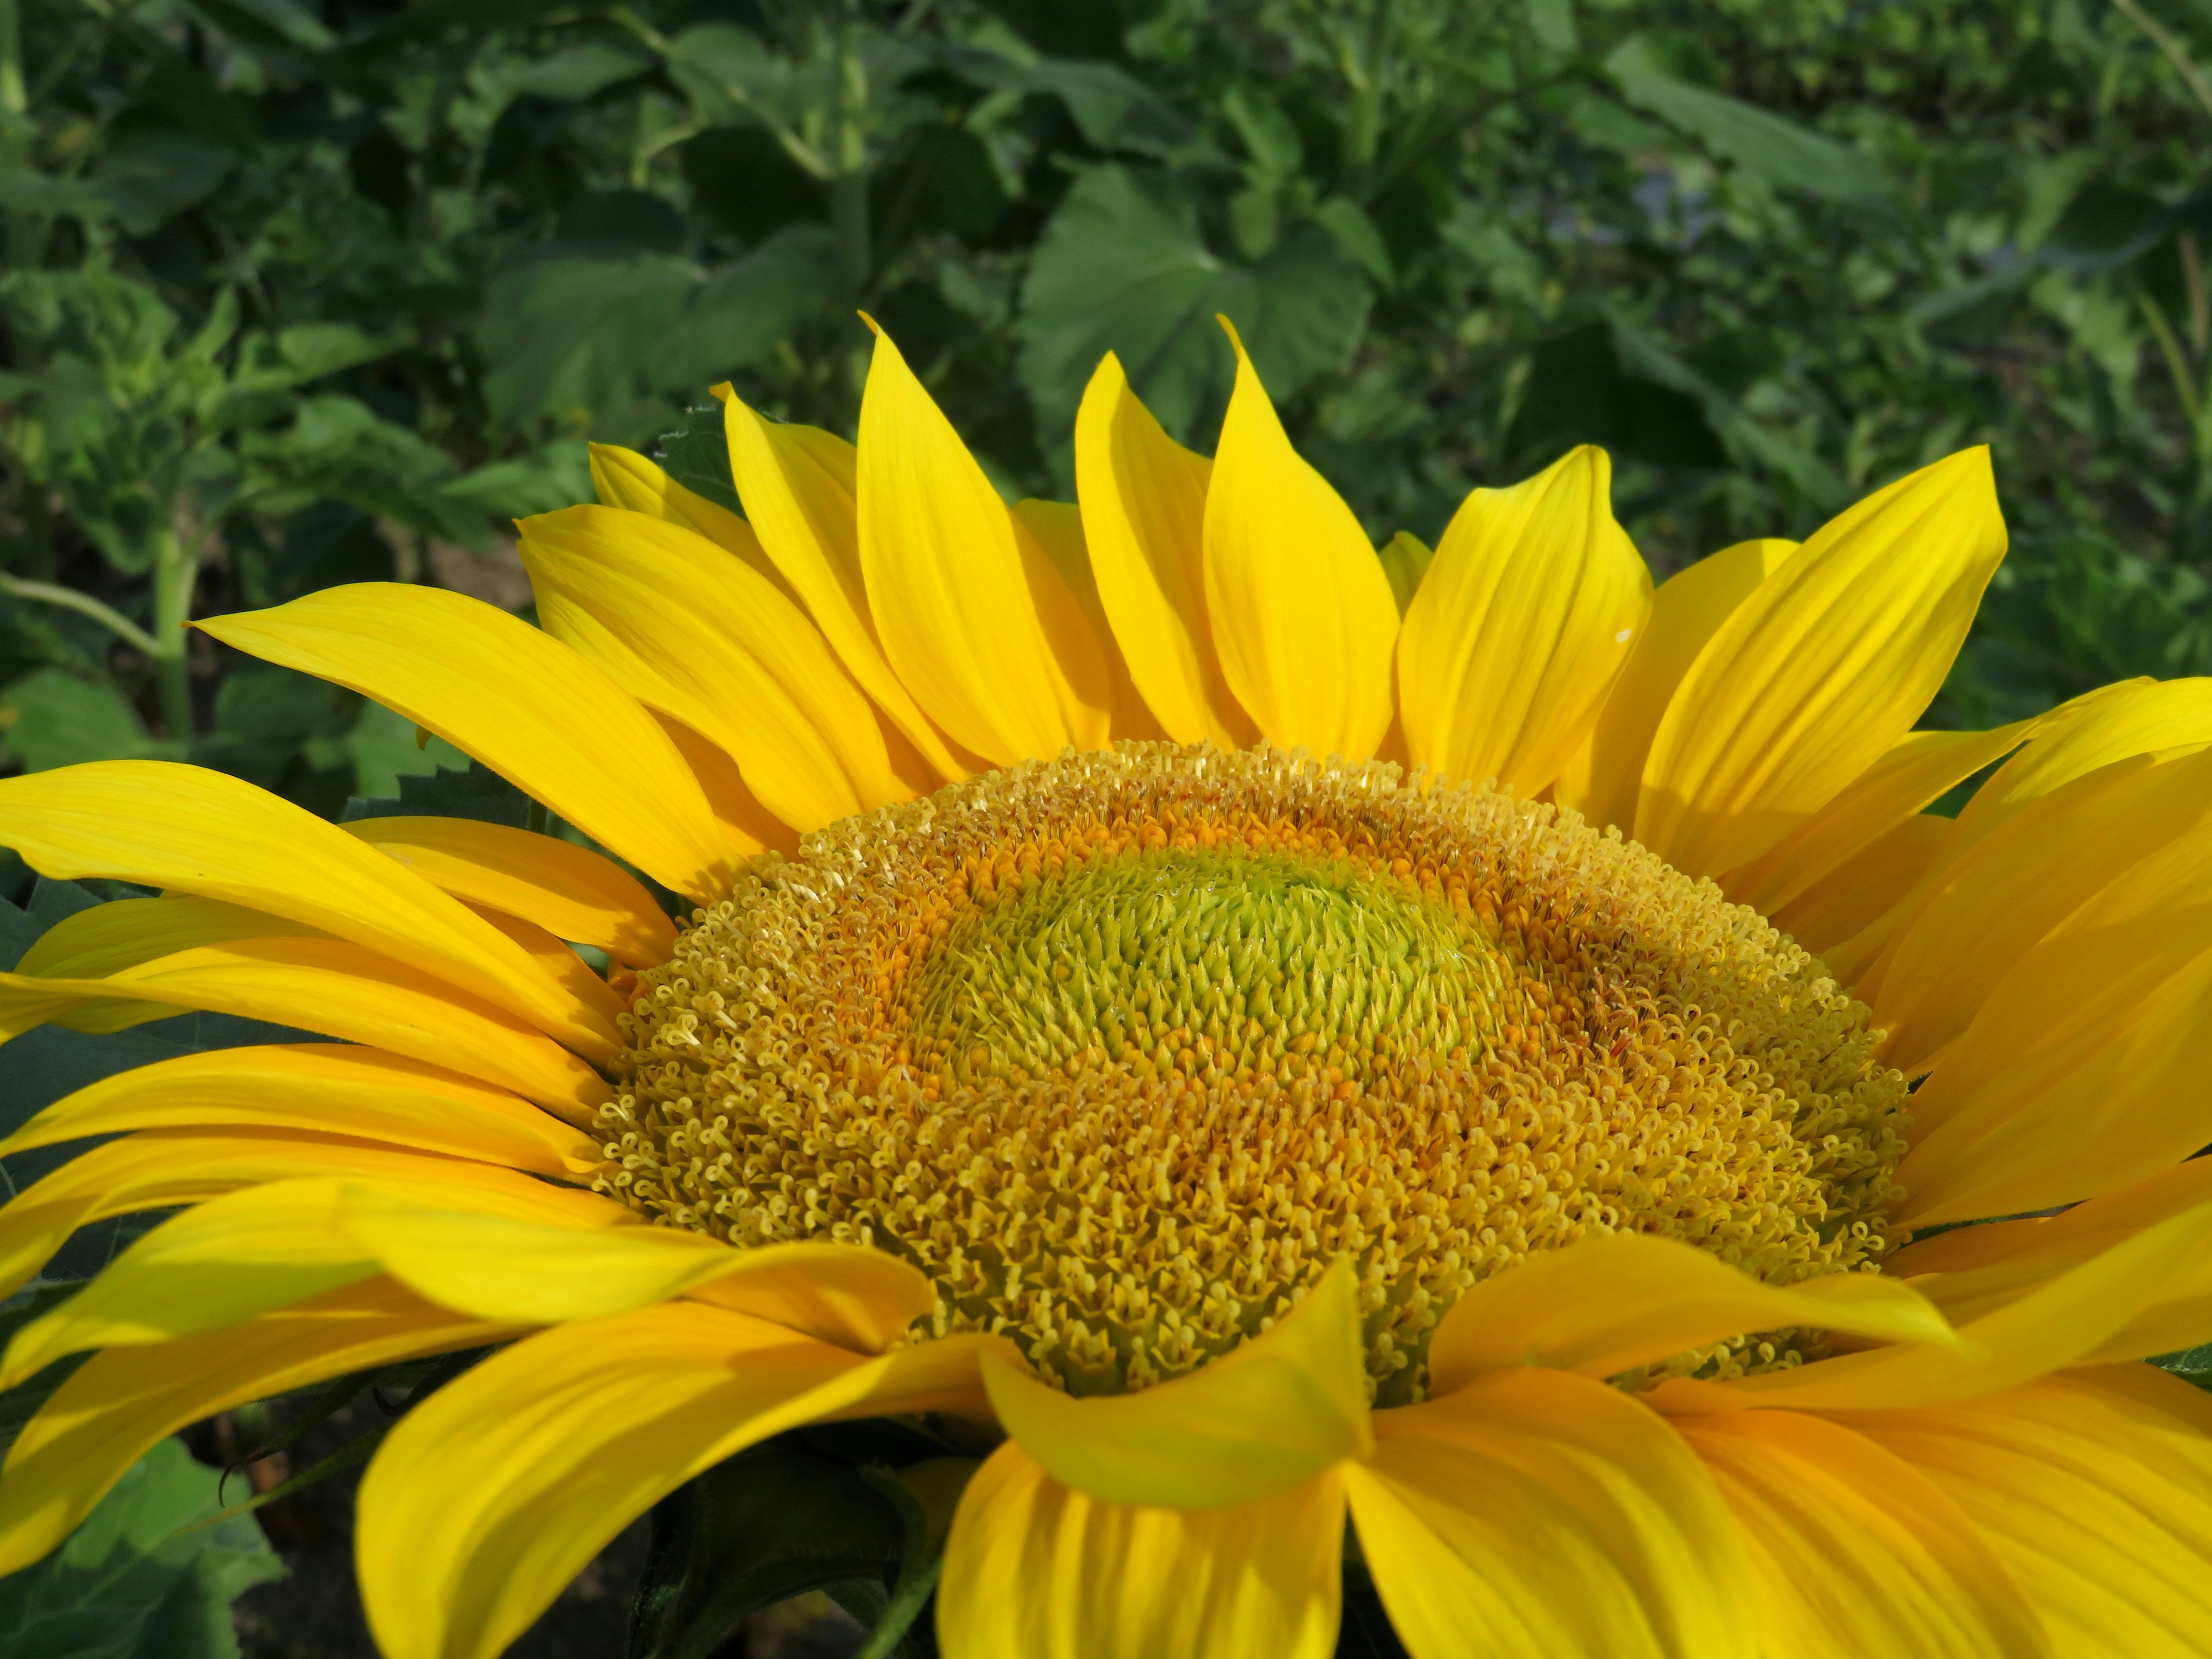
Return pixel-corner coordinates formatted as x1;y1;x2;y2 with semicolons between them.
7;0;2212;1650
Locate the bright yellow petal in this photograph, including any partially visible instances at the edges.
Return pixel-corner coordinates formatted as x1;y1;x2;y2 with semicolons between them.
338;1191;931;1351
0;1043;593;1173
355;1303;1005;1659
0;1132;569;1304
1013;497;1165;743
1202;319;1399;760
1835;1366;2212;1659
0;1172;623;1387
340;817;675;968
1557;539;1793;832
1655;1200;2212;1414
1870;747;2212;1074
980;1256;1370;1508
0;761;618;1058
1424;1233;1958;1397
1770;813;1953;967
1635;449;2007;878
520;504;904;830
1073;351;1248;746
1399;445;1653;798
653;710;796;857
854;324;1109;764
721;389;972;783
587;441;794;599
1342;1368;1754;1659
0;936;613;1119
938;1444;1343;1659
1891;831;2212;1226
1949;676;2212;844
12;893;318;978
1377;529;1435;615
1673;1410;2044;1659
0;1278;514;1575
1726;720;2035;919
1887;1158;2212;1364
197;584;734;902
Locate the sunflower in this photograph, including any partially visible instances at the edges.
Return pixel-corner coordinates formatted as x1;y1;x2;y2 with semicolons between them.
2;315;2211;1659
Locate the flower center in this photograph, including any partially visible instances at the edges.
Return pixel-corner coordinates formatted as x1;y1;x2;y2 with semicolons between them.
595;745;1908;1402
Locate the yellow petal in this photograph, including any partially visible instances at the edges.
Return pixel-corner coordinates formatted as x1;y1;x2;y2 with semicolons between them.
1950;676;2212;846
1887;1158;2212;1364
1835;1366;2212;1659
1073;352;1248;745
653;710;796;857
1872;747;2212;1075
1892;832;2212;1226
980;1256;1371;1508
1377;529;1435;616
1672;1410;2044;1659
1399;446;1653;798
13;893;319;978
1;1043;593;1173
197;584;734;902
1556;539;1793;833
0;1132;570;1305
0;1278;515;1575
355;1304;1005;1659
1770;813;1953;967
1202;318;1399;760
0;761;619;1058
1425;1233;1959;1397
520;504;904;830
1635;450;2007;878
338;1190;932;1351
587;442;794;599
1013;497;1164;742
938;1444;1343;1659
1725;721;2035;918
1342;1368;1755;1659
1656;1200;2212;1414
721;391;972;783
0;936;613;1119
854;324;1109;764
340;817;675;968
0;1172;623;1387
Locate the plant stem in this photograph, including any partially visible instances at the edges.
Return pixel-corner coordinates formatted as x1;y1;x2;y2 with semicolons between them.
2112;0;2212;126
0;571;161;656
149;522;199;741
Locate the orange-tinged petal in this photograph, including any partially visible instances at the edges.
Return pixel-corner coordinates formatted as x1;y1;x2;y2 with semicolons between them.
1343;1368;1754;1659
0;1278;516;1575
1834;1367;2212;1659
1656;1200;2212;1414
1074;352;1248;745
341;817;675;968
0;936;612;1119
1725;721;2033;919
721;390;972;783
1673;1410;2045;1659
197;584;734;902
0;1132;570;1304
0;761;618;1058
938;1444;1343;1659
1636;450;2006;878
355;1304;1006;1659
1399;445;1653;798
1557;539;1792;833
520;504;905;829
0;1172;624;1387
980;1256;1370;1508
587;442;794;597
854;324;1108;764
0;1043;593;1173
1424;1233;1957;1397
1203;319;1399;760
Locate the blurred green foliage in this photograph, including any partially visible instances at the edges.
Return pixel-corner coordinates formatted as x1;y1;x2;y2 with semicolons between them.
6;0;2212;798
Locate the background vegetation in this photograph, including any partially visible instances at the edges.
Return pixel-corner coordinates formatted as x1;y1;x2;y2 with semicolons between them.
7;0;2212;1652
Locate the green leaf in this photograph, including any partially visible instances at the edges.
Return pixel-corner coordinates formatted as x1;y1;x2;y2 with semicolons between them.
0;1282;92;1455
942;49;1210;164
0;1438;285;1659
0;670;157;774
501;42;655;103
336;703;472;802
0;169;116;221
89;134;236;234
1017;164;1373;467
341;759;529;827
445;443;594;519
1524;0;1578;56
1604;36;1887;204
2152;1342;2212;1388
650;404;741;515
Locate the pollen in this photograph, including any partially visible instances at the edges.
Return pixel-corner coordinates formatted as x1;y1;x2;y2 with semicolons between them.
593;745;1909;1402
